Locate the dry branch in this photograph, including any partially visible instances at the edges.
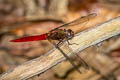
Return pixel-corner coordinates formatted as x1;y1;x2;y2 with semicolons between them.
0;16;120;80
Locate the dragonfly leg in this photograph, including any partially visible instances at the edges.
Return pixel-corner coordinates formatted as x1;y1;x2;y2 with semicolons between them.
57;40;63;46
67;40;79;45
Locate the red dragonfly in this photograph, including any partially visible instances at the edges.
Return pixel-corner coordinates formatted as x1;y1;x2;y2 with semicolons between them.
11;13;97;73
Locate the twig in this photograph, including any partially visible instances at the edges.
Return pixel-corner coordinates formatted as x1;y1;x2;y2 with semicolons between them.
0;16;120;80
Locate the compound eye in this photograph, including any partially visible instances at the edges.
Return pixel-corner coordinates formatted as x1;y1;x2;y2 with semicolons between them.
68;29;72;33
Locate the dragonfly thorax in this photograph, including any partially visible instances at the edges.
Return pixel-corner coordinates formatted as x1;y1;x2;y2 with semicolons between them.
47;29;74;42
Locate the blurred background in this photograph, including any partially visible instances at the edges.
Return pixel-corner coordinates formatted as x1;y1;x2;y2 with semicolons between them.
0;0;120;80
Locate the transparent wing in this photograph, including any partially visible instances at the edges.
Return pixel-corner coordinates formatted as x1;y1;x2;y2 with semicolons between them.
63;43;89;73
51;13;97;32
49;40;82;74
49;39;89;73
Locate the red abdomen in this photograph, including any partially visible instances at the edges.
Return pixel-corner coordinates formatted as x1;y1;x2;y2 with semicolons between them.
11;33;48;42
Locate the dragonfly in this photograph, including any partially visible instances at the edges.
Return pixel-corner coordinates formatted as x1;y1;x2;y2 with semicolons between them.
10;13;97;74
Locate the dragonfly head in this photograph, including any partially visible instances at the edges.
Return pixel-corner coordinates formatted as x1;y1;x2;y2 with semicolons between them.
67;29;74;40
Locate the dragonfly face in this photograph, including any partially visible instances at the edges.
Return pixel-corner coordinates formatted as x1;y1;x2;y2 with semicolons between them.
66;29;74;40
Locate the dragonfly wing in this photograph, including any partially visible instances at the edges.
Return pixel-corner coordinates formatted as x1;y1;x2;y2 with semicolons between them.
50;41;82;74
63;43;89;73
49;39;89;73
74;52;89;70
11;33;47;42
51;13;97;31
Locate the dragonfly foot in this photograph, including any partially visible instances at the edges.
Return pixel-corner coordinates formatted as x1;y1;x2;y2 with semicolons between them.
68;43;79;45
